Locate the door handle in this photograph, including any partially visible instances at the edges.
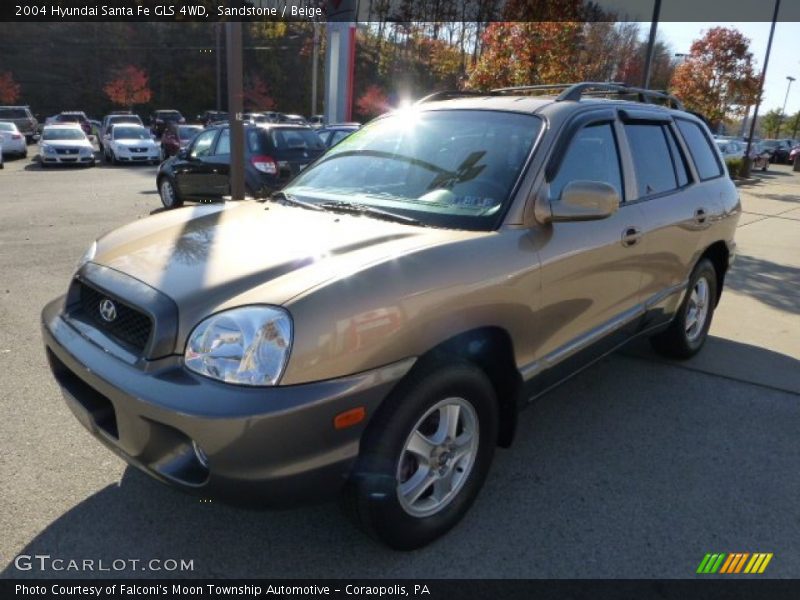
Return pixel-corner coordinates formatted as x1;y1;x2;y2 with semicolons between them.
621;226;642;247
695;208;707;224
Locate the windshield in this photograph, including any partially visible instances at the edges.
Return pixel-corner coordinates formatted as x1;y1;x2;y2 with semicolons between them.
285;109;541;230
0;108;28;119
110;116;141;125
43;128;86;141
114;126;149;140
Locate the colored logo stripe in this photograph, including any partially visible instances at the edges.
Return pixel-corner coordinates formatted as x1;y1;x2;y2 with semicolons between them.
697;552;773;574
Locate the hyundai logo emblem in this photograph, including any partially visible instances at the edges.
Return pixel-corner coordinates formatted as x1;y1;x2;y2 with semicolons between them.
98;298;118;322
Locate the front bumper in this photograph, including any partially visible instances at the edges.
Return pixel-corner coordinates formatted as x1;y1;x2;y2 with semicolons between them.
42;153;94;165
42;297;413;507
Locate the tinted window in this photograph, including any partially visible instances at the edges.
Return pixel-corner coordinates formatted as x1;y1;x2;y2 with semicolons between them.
190;129;217;158
215;128;230;155
0;108;29;119
676;119;723;180
551;122;623;200
624;124;679;197
665;125;690;187
270;129;325;151
330;130;352;146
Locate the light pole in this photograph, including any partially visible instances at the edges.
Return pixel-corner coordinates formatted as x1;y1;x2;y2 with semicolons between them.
744;0;781;176
777;75;796;137
642;0;662;89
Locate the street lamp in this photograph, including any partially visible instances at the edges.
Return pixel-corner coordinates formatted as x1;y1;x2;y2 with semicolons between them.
778;75;796;137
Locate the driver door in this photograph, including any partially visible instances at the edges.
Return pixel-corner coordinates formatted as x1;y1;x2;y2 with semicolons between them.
174;128;219;199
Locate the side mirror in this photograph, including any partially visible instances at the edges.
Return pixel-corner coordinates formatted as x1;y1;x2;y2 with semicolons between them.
548;181;620;223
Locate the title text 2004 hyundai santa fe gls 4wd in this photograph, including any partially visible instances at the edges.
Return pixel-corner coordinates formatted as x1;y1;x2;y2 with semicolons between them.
43;83;739;550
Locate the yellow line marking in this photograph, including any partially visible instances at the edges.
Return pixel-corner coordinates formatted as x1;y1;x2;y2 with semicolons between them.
758;553;773;574
744;554;759;574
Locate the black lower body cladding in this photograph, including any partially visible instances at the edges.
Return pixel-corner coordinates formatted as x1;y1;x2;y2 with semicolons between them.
41;297;415;507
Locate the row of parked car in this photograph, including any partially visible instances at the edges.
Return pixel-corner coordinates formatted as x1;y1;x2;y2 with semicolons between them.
0;105;361;172
714;135;800;171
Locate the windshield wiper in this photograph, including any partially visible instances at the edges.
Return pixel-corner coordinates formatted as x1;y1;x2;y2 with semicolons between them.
317;200;421;225
266;190;324;211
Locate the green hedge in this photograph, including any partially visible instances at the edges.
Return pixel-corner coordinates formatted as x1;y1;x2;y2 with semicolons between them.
725;157;744;179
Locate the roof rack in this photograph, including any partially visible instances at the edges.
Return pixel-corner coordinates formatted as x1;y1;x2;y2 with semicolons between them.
415;90;496;104
491;81;684;110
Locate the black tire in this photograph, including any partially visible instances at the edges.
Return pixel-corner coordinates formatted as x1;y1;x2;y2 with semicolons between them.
159;177;183;209
650;258;718;359
110;151;118;166
344;359;498;550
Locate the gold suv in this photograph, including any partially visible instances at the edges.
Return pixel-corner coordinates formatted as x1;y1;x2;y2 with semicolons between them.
42;83;739;549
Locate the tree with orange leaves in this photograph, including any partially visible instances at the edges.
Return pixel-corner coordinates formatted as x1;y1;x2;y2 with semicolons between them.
0;71;21;104
103;66;152;111
356;85;389;119
670;27;760;130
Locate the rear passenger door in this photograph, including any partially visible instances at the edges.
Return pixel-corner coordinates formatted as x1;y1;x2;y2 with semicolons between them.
621;111;722;324
207;127;232;197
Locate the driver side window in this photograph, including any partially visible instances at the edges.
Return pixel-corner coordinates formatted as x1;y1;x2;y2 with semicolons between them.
550;122;623;201
190;129;217;159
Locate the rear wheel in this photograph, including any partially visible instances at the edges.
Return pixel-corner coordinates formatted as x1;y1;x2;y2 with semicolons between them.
344;360;498;550
650;258;717;359
159;177;183;209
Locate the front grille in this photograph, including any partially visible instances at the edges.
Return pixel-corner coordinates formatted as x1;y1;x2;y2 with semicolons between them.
130;147;147;153
78;282;153;352
56;148;79;155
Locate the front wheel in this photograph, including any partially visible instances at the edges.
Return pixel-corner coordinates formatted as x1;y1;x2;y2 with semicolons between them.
159;177;183;209
650;258;717;359
344;360;498;550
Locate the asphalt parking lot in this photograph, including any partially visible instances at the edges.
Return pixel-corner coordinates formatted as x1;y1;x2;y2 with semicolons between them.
1;148;798;579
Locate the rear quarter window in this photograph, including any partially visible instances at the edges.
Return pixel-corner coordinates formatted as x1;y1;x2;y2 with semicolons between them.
676;119;723;180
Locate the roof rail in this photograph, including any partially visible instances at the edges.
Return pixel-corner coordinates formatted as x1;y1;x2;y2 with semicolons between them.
491;81;684;110
415;90;494;104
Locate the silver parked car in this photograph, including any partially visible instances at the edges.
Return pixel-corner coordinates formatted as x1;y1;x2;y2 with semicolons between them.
39;124;95;167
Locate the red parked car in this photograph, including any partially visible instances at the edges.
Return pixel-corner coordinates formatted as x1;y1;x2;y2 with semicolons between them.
160;123;203;160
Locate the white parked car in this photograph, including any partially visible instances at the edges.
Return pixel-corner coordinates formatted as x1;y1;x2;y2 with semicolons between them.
39;124;95;167
715;139;745;160
104;124;160;165
0;121;27;158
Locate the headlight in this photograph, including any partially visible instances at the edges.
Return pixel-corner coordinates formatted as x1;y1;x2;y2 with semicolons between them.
76;240;97;271
184;306;292;386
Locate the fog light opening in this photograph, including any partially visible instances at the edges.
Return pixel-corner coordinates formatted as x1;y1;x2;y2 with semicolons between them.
192;440;209;468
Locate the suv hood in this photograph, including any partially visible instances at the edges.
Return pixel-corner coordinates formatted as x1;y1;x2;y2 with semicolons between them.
92;201;485;320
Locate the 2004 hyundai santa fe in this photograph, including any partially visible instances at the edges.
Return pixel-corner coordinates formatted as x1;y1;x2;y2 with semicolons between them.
43;82;739;549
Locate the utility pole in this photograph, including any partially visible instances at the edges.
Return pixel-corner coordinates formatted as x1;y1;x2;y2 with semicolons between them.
215;23;223;112
226;22;245;201
311;23;320;118
642;0;662;89
778;75;795;137
744;0;781;176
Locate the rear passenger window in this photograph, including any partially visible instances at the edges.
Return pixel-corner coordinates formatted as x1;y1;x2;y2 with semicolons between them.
624;123;679;197
550;123;623;201
676;119;723;180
